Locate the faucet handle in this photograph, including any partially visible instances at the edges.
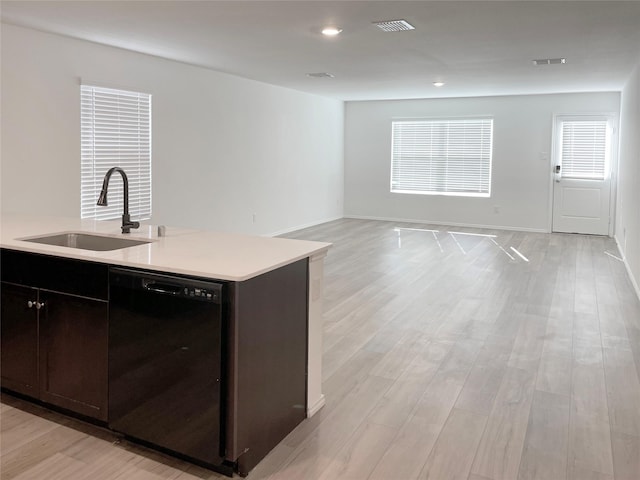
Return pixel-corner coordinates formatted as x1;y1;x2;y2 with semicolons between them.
121;214;140;234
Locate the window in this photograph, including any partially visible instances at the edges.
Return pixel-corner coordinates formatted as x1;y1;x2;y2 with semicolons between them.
390;118;493;197
81;85;152;220
557;117;611;180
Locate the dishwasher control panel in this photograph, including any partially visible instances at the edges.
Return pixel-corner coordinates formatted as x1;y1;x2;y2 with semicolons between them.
110;267;223;304
183;286;219;301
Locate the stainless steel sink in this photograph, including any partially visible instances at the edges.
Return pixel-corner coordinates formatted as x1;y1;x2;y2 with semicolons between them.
21;232;152;251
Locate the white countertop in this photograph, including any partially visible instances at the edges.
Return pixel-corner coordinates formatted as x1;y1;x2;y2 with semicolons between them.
0;214;331;281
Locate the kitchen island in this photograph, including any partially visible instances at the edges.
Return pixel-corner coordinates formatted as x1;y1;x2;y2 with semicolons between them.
0;214;330;476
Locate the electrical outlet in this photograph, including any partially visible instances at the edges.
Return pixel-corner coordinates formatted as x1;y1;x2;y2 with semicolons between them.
540;151;549;161
493;205;500;214
252;213;257;224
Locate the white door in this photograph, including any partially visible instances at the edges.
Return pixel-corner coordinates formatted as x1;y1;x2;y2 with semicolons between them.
552;115;615;235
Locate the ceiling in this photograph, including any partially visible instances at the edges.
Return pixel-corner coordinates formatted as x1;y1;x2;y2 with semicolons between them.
2;1;640;101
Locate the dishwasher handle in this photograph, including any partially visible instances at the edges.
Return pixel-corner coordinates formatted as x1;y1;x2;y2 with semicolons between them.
142;280;181;295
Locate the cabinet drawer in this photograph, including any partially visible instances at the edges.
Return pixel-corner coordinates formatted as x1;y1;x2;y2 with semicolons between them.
1;249;108;300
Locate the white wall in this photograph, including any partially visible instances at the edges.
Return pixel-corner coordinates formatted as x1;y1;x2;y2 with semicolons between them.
0;24;344;235
616;63;640;297
345;92;620;232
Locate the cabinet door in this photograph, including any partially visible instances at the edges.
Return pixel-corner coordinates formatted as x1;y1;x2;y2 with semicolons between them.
39;291;108;421
1;283;39;397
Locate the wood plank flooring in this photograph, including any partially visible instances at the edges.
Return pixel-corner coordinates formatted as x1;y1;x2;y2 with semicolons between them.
2;218;639;480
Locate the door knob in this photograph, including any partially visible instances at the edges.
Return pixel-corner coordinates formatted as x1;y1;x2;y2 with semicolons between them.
35;302;45;310
27;300;35;308
554;165;562;182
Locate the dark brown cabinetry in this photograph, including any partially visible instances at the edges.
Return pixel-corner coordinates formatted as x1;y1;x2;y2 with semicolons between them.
1;247;310;476
0;283;39;397
0;249;109;421
39;291;108;420
227;259;308;475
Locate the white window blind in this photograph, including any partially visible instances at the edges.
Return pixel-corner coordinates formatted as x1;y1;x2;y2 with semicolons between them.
559;119;608;180
391;118;493;197
81;85;152;221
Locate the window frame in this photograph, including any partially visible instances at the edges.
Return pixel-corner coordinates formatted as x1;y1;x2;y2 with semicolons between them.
389;116;494;198
80;84;152;221
554;114;614;182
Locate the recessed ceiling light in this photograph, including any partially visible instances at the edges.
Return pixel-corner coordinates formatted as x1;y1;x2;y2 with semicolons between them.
433;82;445;87
306;72;335;78
373;19;415;32
321;27;342;36
532;58;566;66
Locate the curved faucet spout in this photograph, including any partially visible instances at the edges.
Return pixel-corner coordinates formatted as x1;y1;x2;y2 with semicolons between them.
97;167;140;234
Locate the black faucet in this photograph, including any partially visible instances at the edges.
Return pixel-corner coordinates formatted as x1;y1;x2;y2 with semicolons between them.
96;167;140;234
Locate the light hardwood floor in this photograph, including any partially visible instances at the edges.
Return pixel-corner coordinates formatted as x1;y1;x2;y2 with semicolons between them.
2;219;639;480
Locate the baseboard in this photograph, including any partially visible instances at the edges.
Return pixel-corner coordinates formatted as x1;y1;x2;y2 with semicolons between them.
267;215;343;237
307;394;325;417
343;214;548;233
614;235;640;302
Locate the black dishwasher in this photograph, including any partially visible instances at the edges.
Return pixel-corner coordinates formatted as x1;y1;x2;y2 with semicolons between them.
108;267;229;473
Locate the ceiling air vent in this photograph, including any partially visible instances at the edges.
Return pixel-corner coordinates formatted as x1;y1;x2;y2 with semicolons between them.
533;58;566;66
373;19;415;32
306;72;335;78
